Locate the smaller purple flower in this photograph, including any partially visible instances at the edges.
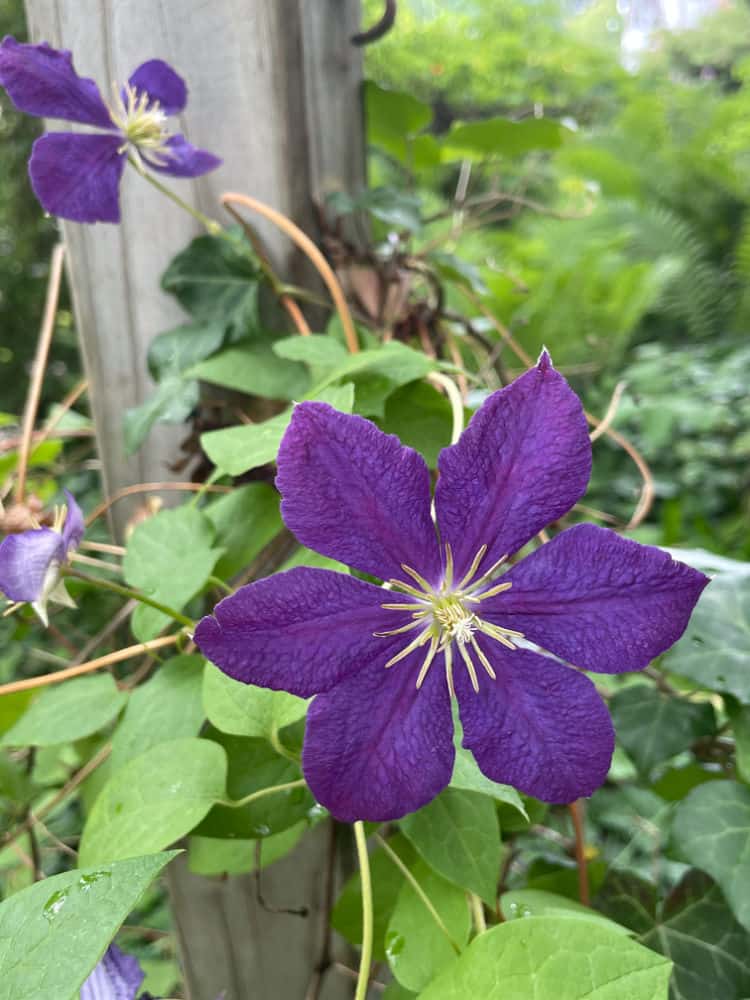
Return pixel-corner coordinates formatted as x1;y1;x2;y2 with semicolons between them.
0;489;83;626
0;36;221;223
81;944;151;1000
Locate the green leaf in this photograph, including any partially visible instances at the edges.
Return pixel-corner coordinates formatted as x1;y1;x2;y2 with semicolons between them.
662;574;750;702
429;251;489;296
365;81;432;164
272;334;348;375
110;655;205;772
0;851;176;1000
196;730;311;838
441;116;568;161
597;869;750;1000
386;860;470;993
671;780;750;932
201;383;355;476
311;342;433;396
123;374;199;454
728;702;750;783
203;663;307;740
148;321;226;378
399;788;500;905
380;380;453;467
0;439;62;481
332;834;417;962
500;889;629;934
123;507;222;640
79;738;227;866
450;745;528;818
609;684;715;776
418;917;671;1000
0;690;34;736
161;229;260;334
187;821;306;876
1;674;126;747
187;343;310;400
205;482;282;579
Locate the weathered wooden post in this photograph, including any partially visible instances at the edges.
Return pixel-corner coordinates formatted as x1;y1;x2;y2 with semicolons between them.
22;1;365;996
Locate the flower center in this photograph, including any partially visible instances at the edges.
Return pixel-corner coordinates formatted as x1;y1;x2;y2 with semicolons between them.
108;82;170;163
374;543;523;698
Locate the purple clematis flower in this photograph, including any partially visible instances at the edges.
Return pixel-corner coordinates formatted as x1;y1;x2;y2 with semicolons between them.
81;944;153;1000
194;354;709;822
0;36;221;223
0;489;83;626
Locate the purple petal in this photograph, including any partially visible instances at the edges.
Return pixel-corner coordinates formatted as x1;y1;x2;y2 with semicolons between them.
81;943;145;1000
62;489;84;553
29;132;125;224
276;402;442;584
434;352;591;580
303;654;455;822
456;645;614;803
195;567;403;697
0;528;64;602
144;134;222;178
0;36;112;128
484;524;709;674
127;59;187;115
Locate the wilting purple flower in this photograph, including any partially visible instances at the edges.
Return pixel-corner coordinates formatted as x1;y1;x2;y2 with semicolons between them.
195;354;708;822
0;489;83;626
81;944;151;1000
0;36;221;223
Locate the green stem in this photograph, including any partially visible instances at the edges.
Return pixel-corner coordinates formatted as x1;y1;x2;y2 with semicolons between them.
269;724;301;764
354;821;374;1000
208;575;233;596
469;892;487;935
219;778;307;810
64;568;194;628
427;371;464;444
375;833;462;953
130;157;222;235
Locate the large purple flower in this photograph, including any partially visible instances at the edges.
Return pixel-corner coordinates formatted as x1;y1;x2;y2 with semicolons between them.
0;36;221;223
195;354;708;822
0;489;83;626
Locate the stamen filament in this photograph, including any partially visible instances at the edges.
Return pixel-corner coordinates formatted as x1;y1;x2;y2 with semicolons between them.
443;543;454;591
381;602;427;611
373;618;428;638
464;553;509;594
400;563;434;593
456;544;488;590
384;627;432;669
457;640;480;693
474;580;513;601
387;578;430;601
415;635;440;689
443;642;456;698
470;635;496;679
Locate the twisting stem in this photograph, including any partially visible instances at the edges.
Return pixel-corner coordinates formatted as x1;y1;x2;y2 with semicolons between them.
219;778;307;810
354;822;374;1000
208;575;233;595
15;243;65;503
469;893;487;934
221;192;359;354
427;372;464;444
64;568;194;627
131;158;222;234
85;481;232;528
569;800;590;906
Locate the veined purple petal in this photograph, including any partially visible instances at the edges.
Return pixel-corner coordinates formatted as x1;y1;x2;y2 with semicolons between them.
434;352;591;581
0;36;112;128
303;653;455;822
485;524;709;674
29;132;125;223
81;943;145;1000
195;567;403;697
62;489;84;553
127;59;186;115
456;645;614;803
276;402;442;585
0;528;64;602
144;134;222;178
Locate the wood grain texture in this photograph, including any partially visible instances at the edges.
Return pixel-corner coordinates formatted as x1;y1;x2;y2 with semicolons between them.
24;0;365;537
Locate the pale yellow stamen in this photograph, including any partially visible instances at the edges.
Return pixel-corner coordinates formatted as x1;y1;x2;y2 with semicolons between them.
384;627;432;669
415;635;440;689
107;82;171;163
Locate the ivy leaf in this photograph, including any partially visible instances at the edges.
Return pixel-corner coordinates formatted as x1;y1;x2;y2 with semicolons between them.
1;674;126;748
597;869;750;1000
399;788;500;905
110;655;205;772
609;684;715;776
187;343;310;400
205;483;282;580
123;507;222;640
418;917;671;1000
671;780;750;932
0;851;176;1000
662;574;750;702
203;663;307;741
79;738;227;866
147;321;227;379
123;374;199;455
386;860;470;993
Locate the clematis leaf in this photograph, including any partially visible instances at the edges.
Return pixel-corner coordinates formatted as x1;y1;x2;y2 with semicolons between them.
205;482;282;580
609;683;715;777
203;663;307;740
399;788;500;905
386;860;471;993
79;738;227;866
0;851;176;1000
450;744;528;819
109;654;205;771
380;380;454;466
671;780;750;932
188;821;306;876
1;674;126;748
365;81;433;164
187;342;310;400
597;869;750;1000
418;918;671;999
123;507;222;640
499;889;629;935
441;116;569;161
